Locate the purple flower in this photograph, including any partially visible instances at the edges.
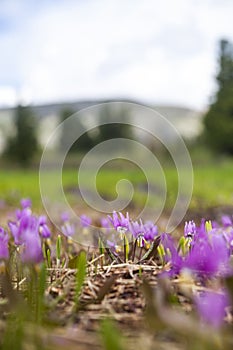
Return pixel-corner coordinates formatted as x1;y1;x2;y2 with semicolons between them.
38;216;51;238
10;209;44;263
21;230;43;264
184;220;196;238
61;222;75;237
195;290;229;328
106;239;116;249
9;213;38;245
221;215;232;227
197;218;208;238
129;220;144;239
223;229;233;252
100;217;111;232
38;216;46;226
8;221;20;245
160;233;182;274
211;220;219;229
108;211;130;234
184;239;215;276
184;233;230;277
211;233;231;275
21;198;32;209
61;212;69;223
80;214;92;228
144;221;158;241
160;233;178;257
13;198;32;221
9;206;50;246
15;207;32;221
0;227;9;260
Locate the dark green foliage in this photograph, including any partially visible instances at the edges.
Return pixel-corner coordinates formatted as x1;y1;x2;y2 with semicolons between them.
59;108;95;153
4;105;38;166
59;105;133;155
203;39;233;154
97;104;133;144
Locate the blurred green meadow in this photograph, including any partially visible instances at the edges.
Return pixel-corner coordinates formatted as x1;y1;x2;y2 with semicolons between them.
1;156;233;215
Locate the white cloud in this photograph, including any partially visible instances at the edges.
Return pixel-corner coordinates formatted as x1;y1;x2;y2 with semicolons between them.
0;0;233;109
0;86;17;106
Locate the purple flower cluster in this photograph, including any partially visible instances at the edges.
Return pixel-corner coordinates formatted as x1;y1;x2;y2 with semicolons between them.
59;211;158;245
6;198;51;264
104;212;232;328
161;219;233;278
60;213;93;239
106;211;158;247
0;203;232;328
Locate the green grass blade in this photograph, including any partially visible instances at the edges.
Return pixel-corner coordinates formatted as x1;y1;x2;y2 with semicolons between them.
75;250;87;308
100;318;124;350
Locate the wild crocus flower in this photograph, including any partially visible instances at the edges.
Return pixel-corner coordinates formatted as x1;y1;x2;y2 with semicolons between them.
195;218;208;239
15;198;32;220
15;206;32;221
184;239;216;277
129;219;144;239
61;221;75;238
38;215;51;238
106;239;115;249
221;215;232;227
61;212;69;223
210;232;231;274
184;220;196;238
0;227;9;260
108;211;130;234
144;221;158;241
9;213;38;245
160;233;182;275
184;232;230;277
21;198;32;209
129;219;146;247
21;230;43;264
160;233;178;258
195;290;229;328
100;217;111;232
8;221;20;245
80;214;92;228
9;206;41;246
222;229;233;253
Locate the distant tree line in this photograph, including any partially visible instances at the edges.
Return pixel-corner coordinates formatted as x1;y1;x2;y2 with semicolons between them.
3;103;133;167
59;104;132;153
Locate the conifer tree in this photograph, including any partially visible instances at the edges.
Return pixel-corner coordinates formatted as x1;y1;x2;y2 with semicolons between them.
204;39;233;154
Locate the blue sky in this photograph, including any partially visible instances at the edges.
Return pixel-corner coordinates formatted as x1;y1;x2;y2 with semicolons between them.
0;0;233;109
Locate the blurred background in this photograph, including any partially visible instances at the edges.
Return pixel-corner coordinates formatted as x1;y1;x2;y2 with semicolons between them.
0;0;233;222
